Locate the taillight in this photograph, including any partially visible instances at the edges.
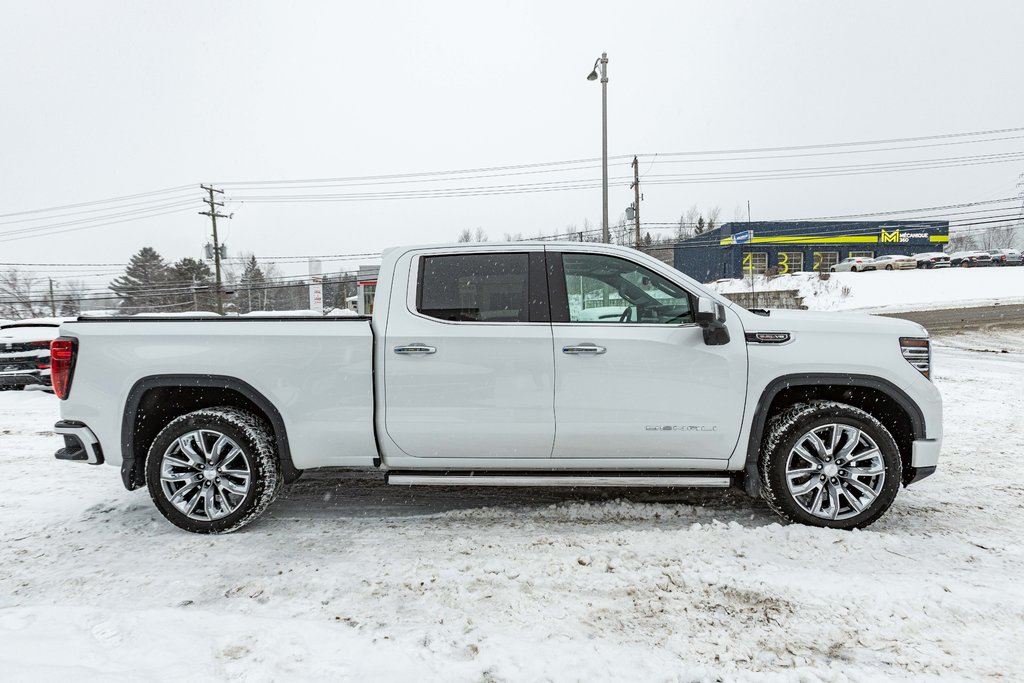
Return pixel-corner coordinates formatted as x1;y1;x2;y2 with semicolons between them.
900;337;930;380
50;337;77;399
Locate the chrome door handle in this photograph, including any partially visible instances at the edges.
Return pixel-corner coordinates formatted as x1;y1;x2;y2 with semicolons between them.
562;343;606;355
394;344;436;355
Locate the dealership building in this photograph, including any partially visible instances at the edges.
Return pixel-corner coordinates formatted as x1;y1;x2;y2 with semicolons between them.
673;220;950;281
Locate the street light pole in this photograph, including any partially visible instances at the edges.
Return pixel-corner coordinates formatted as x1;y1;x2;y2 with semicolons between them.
588;53;609;243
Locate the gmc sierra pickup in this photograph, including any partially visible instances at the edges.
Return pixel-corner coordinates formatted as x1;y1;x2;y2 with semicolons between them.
51;242;942;533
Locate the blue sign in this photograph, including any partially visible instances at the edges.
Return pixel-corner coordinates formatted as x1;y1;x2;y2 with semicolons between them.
734;230;754;244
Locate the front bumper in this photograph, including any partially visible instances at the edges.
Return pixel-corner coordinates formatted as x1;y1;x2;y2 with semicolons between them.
54;421;104;465
903;438;941;486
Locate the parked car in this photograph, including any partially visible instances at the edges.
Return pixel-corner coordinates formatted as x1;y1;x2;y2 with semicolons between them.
912;252;951;269
830;256;876;272
0;318;70;391
985;249;1023;266
949;251;994;267
871;254;917;271
51;242;942;533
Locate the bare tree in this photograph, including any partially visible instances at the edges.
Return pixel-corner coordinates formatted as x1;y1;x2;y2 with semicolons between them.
976;223;1018;250
732;202;748;222
706;206;722;233
456;227;488;242
58;280;86;316
0;269;45;319
947;230;977;253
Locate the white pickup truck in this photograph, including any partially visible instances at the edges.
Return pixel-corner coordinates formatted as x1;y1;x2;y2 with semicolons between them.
51;242;942;533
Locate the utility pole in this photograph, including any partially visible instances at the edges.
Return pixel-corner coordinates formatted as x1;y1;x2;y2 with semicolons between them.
631;156;641;248
199;184;232;314
48;278;56;317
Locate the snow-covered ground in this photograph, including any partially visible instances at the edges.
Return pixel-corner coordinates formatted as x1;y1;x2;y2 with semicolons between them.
2;332;1023;681
708;266;1024;312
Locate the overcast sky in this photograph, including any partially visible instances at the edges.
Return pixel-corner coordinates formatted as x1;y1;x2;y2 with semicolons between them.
2;0;1023;285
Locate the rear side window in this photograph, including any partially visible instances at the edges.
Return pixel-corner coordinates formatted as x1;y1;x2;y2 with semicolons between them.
417;253;531;322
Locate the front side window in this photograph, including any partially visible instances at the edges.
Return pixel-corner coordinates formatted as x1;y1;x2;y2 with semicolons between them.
559;253;693;324
418;253;530;322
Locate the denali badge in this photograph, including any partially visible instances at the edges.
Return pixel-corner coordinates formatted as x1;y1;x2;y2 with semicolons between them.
645;425;718;432
745;332;791;344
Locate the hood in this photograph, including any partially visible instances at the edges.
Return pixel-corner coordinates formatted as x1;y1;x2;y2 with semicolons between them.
738;308;928;337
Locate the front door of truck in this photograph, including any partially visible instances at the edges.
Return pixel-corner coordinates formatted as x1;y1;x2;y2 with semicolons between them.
383;248;555;459
548;250;747;461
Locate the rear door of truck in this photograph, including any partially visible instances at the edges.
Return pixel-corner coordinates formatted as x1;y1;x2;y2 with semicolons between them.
382;246;555;459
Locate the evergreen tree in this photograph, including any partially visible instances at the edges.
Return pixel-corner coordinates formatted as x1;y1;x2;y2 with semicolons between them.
109;247;172;313
238;255;267;313
169;257;215;312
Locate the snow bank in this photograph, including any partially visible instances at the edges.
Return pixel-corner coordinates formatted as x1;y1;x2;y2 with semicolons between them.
708;266;1024;312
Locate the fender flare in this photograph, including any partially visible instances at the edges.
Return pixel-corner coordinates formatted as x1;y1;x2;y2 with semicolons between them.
742;373;926;497
120;374;301;490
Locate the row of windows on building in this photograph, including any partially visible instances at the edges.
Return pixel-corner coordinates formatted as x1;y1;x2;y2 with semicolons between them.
741;250;880;275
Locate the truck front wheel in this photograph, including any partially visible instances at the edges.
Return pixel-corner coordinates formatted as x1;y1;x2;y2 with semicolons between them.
145;407;282;534
759;402;902;529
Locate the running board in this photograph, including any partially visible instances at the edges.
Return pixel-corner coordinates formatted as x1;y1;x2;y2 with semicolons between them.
386;473;732;488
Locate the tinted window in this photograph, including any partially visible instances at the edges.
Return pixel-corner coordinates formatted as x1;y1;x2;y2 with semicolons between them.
560;253;693;324
418;253;530;322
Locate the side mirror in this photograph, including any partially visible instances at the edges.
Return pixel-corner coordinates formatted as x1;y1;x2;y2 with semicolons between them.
695;297;730;346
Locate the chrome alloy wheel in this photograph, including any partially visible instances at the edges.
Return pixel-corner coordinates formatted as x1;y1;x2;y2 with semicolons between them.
159;429;252;521
785;423;886;521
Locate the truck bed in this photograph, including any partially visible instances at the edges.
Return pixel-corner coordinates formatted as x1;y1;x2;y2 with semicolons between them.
61;317;378;471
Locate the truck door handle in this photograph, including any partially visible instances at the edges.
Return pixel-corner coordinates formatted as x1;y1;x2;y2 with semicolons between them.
394;344;436;355
562;344;606;355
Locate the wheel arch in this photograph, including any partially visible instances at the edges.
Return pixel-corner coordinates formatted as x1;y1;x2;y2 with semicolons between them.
742;374;925;497
120;375;301;491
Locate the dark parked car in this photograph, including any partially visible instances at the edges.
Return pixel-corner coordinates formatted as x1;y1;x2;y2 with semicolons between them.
949;251;993;268
0;319;68;391
986;249;1023;266
912;252;951;269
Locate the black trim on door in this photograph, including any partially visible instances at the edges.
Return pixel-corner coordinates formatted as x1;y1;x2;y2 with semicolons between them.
120;375;302;490
545;251;570;323
528;252;550;323
742;373;927;497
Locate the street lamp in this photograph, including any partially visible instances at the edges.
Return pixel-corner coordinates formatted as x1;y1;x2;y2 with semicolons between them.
586;52;609;243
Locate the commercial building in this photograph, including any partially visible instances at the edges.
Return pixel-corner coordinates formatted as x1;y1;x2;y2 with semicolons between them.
674;220;950;282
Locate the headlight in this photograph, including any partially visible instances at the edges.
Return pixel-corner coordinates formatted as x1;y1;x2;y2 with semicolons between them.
900;337;930;379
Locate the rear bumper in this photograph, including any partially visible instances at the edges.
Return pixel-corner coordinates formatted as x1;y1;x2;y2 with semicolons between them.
53;420;104;465
0;371;47;387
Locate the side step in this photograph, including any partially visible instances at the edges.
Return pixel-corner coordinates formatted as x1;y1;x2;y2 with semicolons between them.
386;472;732;488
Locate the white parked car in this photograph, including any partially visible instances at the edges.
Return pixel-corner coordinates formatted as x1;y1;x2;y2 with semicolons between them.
986;249;1023;266
51;242;942;533
871;254;917;271
830;256;876;273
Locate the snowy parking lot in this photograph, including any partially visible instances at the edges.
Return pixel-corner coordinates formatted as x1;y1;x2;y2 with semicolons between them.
1;330;1023;682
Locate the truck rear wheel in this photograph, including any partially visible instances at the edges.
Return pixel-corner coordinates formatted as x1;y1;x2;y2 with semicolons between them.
759;402;902;529
145;407;282;534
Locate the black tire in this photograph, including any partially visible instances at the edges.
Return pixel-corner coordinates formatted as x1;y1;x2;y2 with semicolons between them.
145;407;282;534
885;264;894;271
759;401;902;530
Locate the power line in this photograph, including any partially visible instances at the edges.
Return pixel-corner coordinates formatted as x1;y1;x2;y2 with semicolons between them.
0;185;195;220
